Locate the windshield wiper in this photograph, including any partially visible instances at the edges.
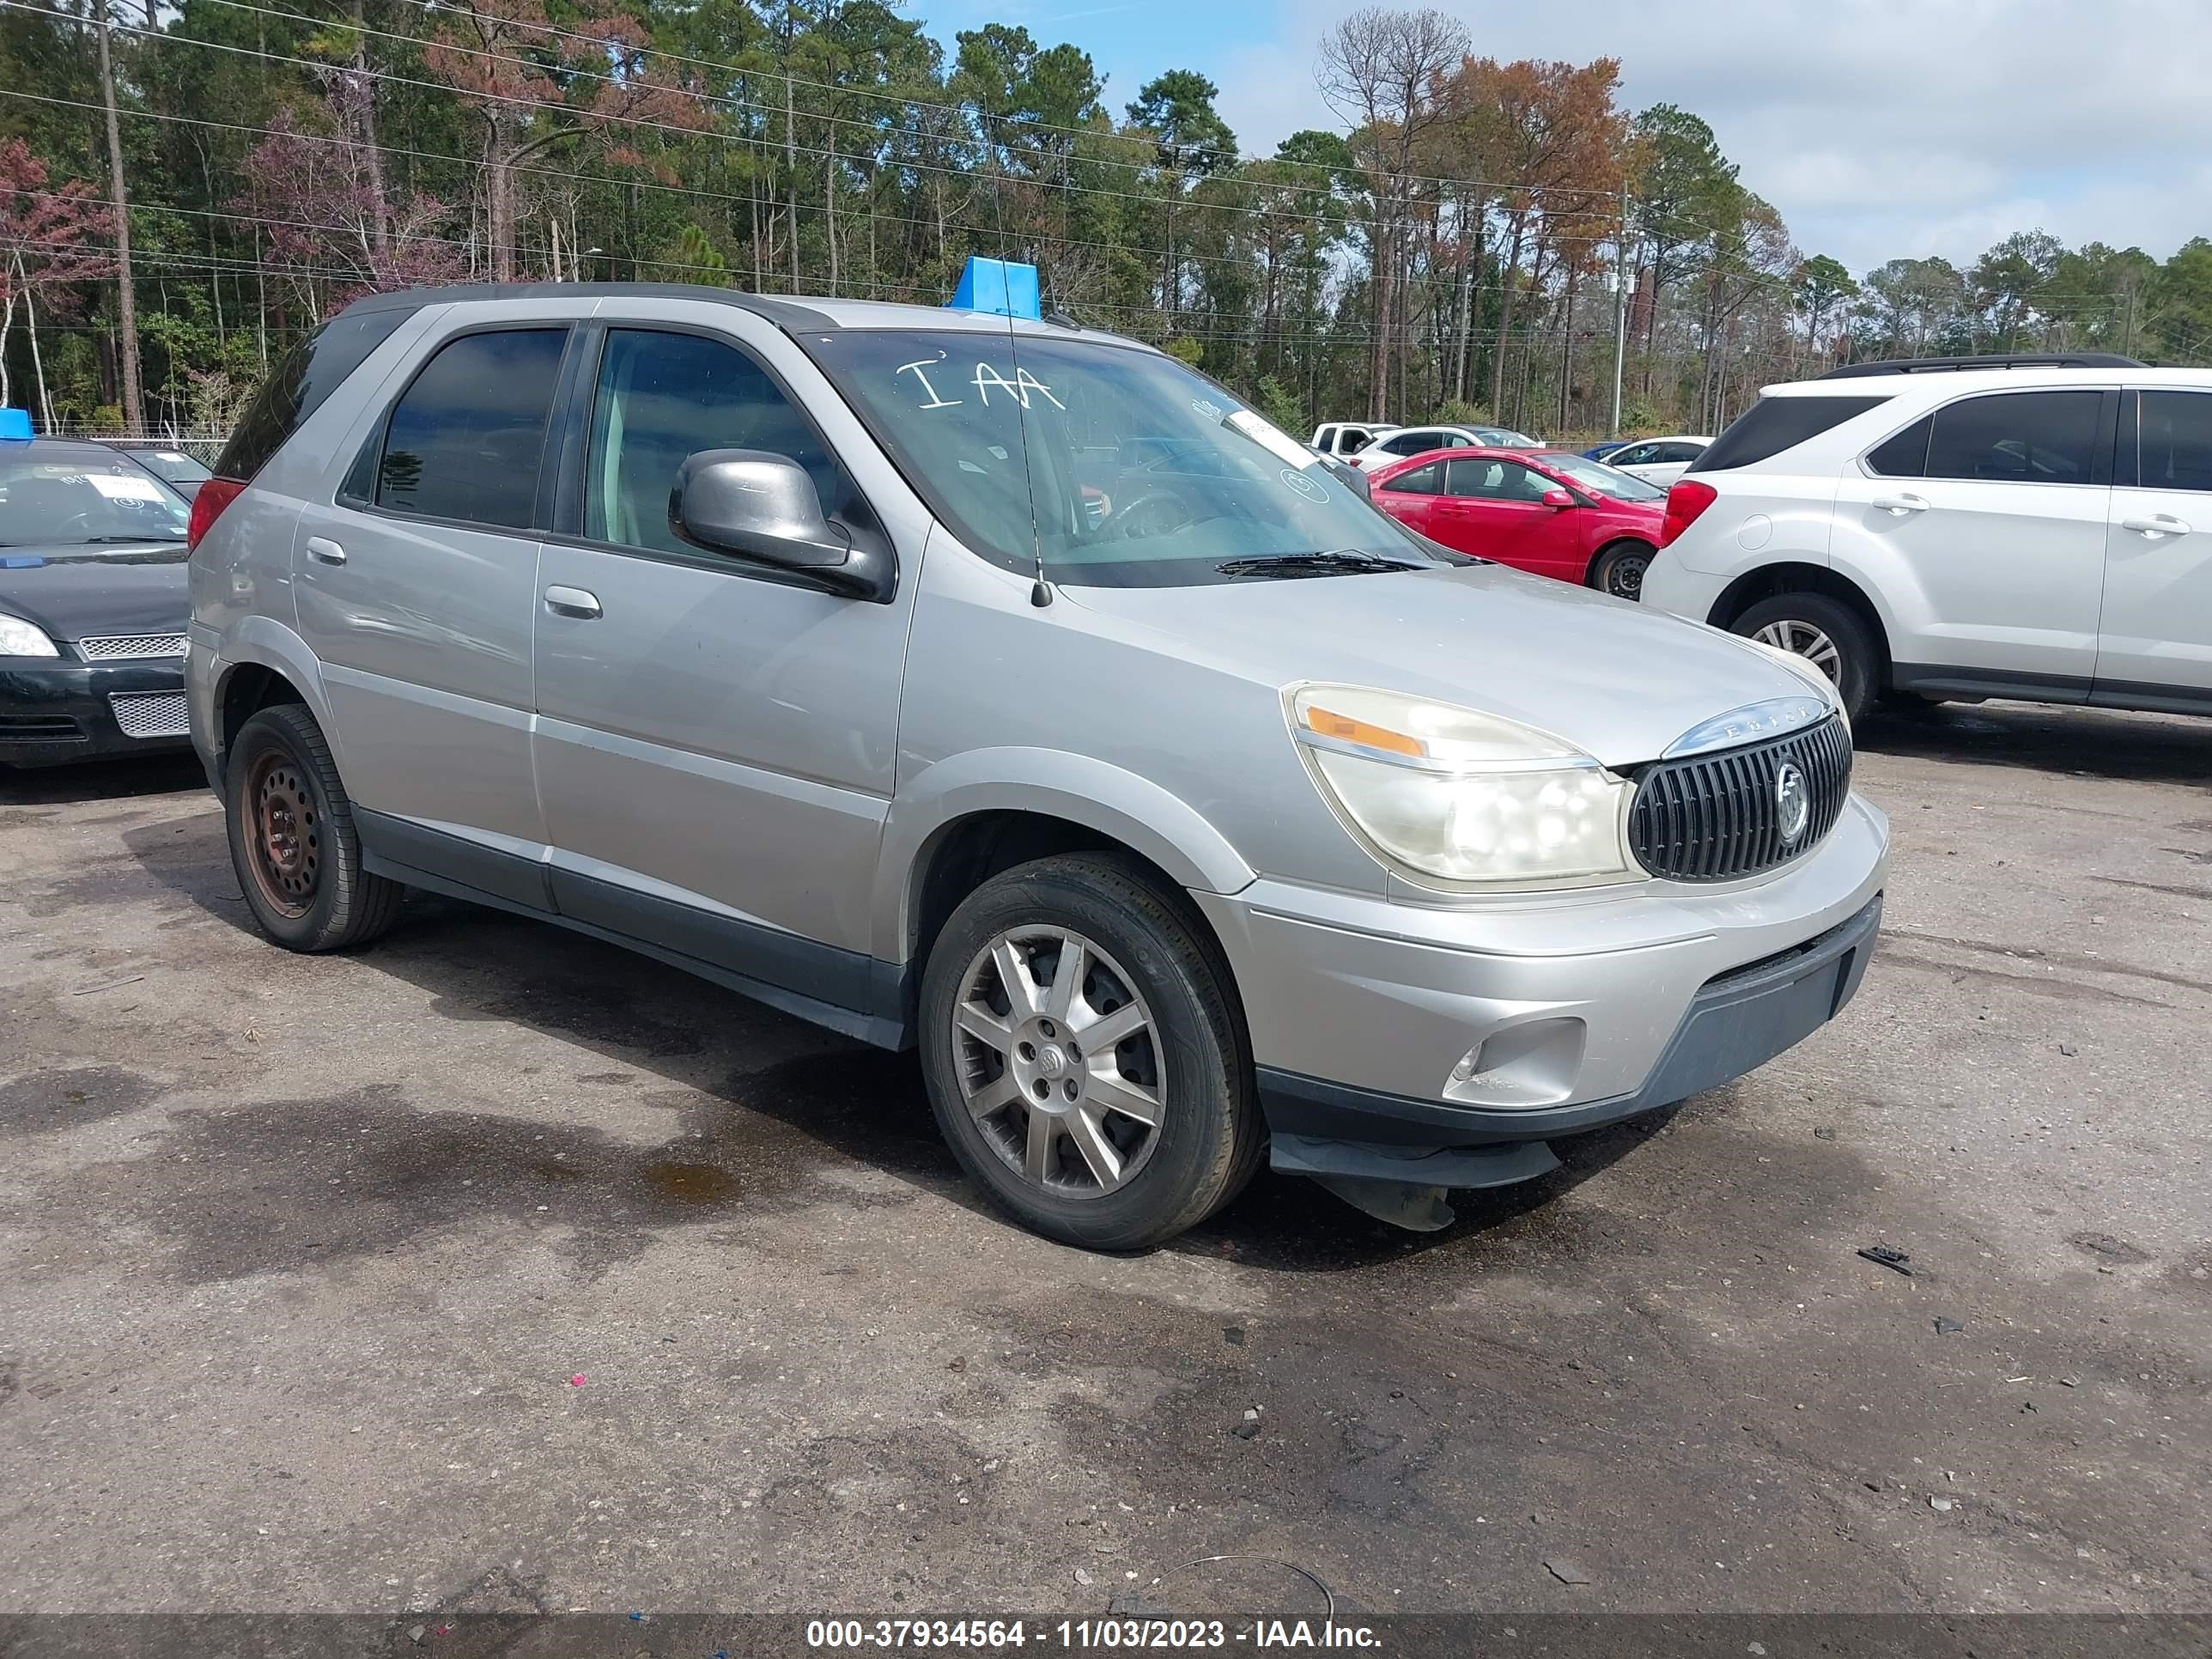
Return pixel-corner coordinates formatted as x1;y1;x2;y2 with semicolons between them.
1215;550;1422;578
76;533;184;544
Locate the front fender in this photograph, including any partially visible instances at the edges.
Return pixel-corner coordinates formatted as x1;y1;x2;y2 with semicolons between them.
872;746;1256;963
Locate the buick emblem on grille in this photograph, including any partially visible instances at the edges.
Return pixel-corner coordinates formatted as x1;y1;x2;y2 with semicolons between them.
1774;762;1810;844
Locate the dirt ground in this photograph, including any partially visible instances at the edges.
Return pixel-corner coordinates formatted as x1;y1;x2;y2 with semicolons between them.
2;702;2208;1621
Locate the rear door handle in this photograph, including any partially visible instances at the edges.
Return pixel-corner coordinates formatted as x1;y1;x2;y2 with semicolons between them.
2120;514;2191;538
305;536;347;564
544;585;602;618
1869;493;1929;516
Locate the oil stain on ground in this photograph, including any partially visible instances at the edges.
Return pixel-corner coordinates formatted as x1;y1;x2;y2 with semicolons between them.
28;1051;942;1286
0;1065;165;1134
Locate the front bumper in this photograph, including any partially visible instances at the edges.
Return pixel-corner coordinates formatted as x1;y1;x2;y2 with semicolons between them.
1192;793;1888;1187
0;657;190;766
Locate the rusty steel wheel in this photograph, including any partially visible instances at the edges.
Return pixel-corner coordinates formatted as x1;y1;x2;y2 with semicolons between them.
242;751;320;918
223;702;404;951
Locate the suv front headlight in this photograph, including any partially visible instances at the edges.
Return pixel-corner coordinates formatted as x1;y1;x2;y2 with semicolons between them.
0;614;60;658
1287;684;1640;889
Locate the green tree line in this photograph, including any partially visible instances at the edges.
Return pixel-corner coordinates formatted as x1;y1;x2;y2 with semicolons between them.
3;0;2209;438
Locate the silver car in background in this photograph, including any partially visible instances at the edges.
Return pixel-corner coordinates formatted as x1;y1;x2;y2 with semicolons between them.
185;283;1887;1248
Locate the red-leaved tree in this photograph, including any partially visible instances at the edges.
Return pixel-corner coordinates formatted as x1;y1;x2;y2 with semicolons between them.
240;73;471;318
0;138;116;428
422;0;707;283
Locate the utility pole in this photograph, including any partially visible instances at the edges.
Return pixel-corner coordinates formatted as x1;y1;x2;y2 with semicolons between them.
96;0;143;433
1609;176;1629;438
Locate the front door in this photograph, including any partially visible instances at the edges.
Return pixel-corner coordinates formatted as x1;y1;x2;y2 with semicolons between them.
530;320;919;1016
293;322;570;882
1436;456;1579;580
1835;386;2112;686
2098;388;2212;704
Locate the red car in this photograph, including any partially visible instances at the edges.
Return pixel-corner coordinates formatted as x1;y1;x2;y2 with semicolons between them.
1366;446;1668;599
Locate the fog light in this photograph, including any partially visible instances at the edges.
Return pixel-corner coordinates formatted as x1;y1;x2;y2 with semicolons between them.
1443;1017;1587;1109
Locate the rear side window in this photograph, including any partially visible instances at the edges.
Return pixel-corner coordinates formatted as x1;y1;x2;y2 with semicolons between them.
214;307;410;482
1865;416;1933;477
374;329;568;528
1923;391;2100;484
1382;431;1436;456
2136;392;2212;492
1691;395;1891;471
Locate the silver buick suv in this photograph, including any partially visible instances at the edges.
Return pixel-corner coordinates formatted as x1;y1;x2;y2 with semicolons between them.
185;281;1887;1248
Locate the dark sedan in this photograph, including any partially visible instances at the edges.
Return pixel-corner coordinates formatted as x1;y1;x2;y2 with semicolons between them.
1;437;194;767
113;442;216;502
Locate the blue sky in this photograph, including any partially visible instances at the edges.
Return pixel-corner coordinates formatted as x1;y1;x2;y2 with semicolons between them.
912;0;2212;278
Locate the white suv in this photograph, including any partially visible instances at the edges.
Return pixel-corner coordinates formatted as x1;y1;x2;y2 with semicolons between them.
1643;353;2212;724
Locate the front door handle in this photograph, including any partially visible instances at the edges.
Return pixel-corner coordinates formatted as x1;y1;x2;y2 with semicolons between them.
1869;493;1929;516
305;536;347;564
2120;514;2191;538
544;585;602;618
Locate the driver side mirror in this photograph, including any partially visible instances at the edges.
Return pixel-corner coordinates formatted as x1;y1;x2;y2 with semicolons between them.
671;448;853;568
1540;488;1578;509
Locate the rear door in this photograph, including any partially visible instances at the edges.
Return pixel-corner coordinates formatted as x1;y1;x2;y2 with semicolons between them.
1635;441;1705;487
1832;386;2112;690
2099;388;2212;704
293;318;572;893
1370;459;1444;539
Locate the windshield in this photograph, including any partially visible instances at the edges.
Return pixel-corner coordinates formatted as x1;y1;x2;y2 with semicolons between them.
136;449;212;484
0;453;191;545
1538;453;1666;501
807;330;1454;586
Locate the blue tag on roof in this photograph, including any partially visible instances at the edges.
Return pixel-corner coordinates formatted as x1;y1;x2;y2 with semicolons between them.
0;408;34;441
948;257;1041;321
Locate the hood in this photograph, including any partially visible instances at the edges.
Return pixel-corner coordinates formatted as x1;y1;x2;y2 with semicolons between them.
0;543;191;642
1062;561;1826;769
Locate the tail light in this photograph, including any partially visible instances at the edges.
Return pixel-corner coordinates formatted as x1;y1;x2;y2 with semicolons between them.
1658;478;1717;549
187;477;246;550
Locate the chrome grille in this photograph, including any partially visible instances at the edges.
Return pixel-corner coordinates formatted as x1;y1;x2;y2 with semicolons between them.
78;633;187;661
1629;715;1852;882
109;690;191;739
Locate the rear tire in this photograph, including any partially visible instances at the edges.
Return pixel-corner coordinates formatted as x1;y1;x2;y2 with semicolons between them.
1729;592;1880;725
225;703;404;951
1588;539;1655;601
918;852;1262;1250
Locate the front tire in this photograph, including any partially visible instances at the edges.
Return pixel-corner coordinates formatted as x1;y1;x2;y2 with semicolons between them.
1729;592;1880;725
1589;539;1655;601
224;703;404;951
918;853;1262;1250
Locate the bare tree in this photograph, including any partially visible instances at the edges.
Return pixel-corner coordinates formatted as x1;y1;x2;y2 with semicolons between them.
1316;6;1467;422
94;0;143;430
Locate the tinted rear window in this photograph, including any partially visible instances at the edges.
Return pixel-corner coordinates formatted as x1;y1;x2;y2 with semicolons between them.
374;328;568;528
214;307;411;482
1691;395;1891;472
1923;390;2100;484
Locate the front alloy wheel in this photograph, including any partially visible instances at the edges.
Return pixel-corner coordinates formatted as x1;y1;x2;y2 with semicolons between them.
951;926;1165;1198
917;853;1264;1249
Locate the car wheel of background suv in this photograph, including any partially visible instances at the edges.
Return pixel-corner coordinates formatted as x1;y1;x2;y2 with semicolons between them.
918;852;1264;1250
1729;592;1880;725
225;703;405;951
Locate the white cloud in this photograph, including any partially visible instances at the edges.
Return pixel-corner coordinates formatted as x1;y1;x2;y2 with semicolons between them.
1212;0;2212;273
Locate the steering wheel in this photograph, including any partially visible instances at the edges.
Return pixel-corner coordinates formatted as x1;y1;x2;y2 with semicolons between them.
1108;489;1198;540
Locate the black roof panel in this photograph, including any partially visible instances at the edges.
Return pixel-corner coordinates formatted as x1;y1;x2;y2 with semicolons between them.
1820;351;2147;379
336;282;837;333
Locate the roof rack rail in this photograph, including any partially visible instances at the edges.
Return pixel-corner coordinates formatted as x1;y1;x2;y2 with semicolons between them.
1818;351;2147;379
